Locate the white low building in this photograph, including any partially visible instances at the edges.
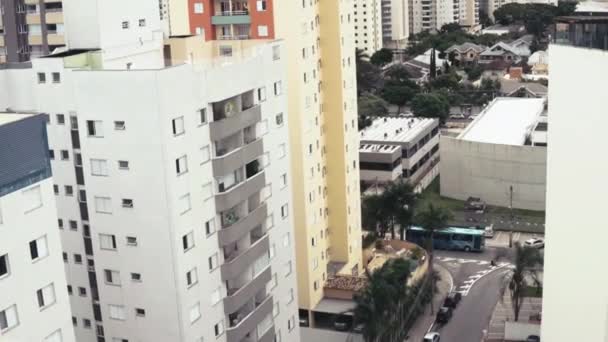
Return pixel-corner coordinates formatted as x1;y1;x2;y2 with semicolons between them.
440;98;547;211
359;117;440;185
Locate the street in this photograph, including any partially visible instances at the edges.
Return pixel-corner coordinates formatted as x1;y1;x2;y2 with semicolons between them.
426;245;517;342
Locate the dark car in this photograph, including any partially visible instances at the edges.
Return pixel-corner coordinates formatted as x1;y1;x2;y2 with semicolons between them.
443;292;462;308
436;306;453;324
333;316;352;331
526;335;540;342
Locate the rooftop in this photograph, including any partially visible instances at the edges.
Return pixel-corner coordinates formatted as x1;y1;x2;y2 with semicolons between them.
446;42;486;53
359;143;401;154
0;113;36;126
459;98;546;146
360;116;438;143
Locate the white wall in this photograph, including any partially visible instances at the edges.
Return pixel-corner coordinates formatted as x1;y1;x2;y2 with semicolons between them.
440;136;547;211
354;0;383;54
0;179;76;342
542;44;608;342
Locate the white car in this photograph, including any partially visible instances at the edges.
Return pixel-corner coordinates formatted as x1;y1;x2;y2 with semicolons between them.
524;238;545;249
484;225;494;238
423;332;441;342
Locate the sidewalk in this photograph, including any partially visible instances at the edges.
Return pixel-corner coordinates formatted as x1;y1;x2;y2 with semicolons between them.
485;291;543;341
405;264;452;341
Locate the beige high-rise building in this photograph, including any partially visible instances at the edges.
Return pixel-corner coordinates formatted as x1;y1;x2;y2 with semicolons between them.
354;0;383;54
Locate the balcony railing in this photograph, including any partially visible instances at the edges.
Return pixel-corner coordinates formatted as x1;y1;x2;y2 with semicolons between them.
216;10;249;16
218;34;251;40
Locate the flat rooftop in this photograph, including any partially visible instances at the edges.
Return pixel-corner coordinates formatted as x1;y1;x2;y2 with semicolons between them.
360;117;438;143
359;143;401;154
459;98;545;146
0;113;35;126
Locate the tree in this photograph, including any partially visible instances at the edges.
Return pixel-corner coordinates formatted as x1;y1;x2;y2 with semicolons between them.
370;48;394;66
464;65;483;81
361;194;392;237
429;48;437;79
384;181;418;240
479;10;493;28
358;93;389;118
440;22;462;33
381;85;417;113
356;49;382;94
411;92;451;122
415;203;453;313
384;65;417;86
500;242;543;321
429;71;461;90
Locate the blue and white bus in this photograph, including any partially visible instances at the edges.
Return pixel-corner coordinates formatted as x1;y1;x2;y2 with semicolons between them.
406;226;485;252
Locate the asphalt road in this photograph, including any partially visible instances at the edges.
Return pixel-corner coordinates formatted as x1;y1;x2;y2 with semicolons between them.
429;247;513;342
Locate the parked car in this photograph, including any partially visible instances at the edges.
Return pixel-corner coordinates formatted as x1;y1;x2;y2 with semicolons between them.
436;306;453;324
526;335;540;342
333;316;351;331
450;114;466;119
353;323;364;334
423;332;441;342
443;292;462;308
484;224;494;238
524;238;545;249
464;196;486;211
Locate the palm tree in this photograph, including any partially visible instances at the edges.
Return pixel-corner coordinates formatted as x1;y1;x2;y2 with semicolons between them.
415;203;453;313
500;242;543;321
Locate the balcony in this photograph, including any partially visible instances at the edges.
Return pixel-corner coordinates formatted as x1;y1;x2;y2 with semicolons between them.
226;296;274;342
218;203;268;246
212;13;251;26
210;104;260;141
257;325;276;342
224;266;272;313
212;138;264;176
215;170;265;212
221;233;269;280
553;16;608;51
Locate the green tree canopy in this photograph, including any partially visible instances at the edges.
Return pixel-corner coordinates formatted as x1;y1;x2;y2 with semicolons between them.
358;93;389;129
382;85;417;112
356;49;382;94
370;48;394;66
411;93;451;122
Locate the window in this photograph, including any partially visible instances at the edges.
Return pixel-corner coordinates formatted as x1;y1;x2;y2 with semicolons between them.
200;145;210;164
60;150;69;160
86;120;103;137
38;72;46;83
278;143;286;158
104;269;121;286
286;288;294;304
64;185;73;196
273;81;282;95
23;185;42;212
62;253;68;262
90;159;109;176
36;284;55;309
114;121;126;130
201;182;213;201
29;236;48;261
67;285;73;295
282;233;290;247
56;114;65;124
172;117;185;135
135;308;146;317
204;219;215;236
258;25;269;37
131;273;142;282
198;108;207;125
281;204;289;218
95;197;112;213
109;305;126;320
121;199;133;208
0;305;19;332
126;236;137;246
57;219;64;229
284;261;292;276
73;254;82;264
49;149;55;159
72;316;77;326
280;174;287;188
175;155;188;175
210;287;221;305
118;160;129;170
193;2;204;13
275;113;284;126
273;302;280;317
219;45;233;56
208;253;218;271
78;190;87;203
214;321;224;337
186;268;198;287
0;254;9;278
189;303;201;324
121;21;129;29
258;87;266;102
138;19;146;27
69;220;78;231
269;244;276;259
99;234;117;250
52;72;61;83
257;0;267;11
83;319;92;329
78;287;87;296
182;232;194;252
44;329;62;342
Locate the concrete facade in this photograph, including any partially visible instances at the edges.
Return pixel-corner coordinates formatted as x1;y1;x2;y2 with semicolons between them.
0;113;76;342
382;0;409;49
354;0;383;54
541;43;608;342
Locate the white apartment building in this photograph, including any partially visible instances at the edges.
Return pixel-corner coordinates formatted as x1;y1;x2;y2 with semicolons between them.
408;0;479;34
354;0;384;54
0;36;299;342
542;15;608;341
381;0;410;49
0;113;75;342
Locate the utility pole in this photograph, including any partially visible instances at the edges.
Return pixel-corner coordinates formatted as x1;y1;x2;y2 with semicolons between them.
509;185;514;248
